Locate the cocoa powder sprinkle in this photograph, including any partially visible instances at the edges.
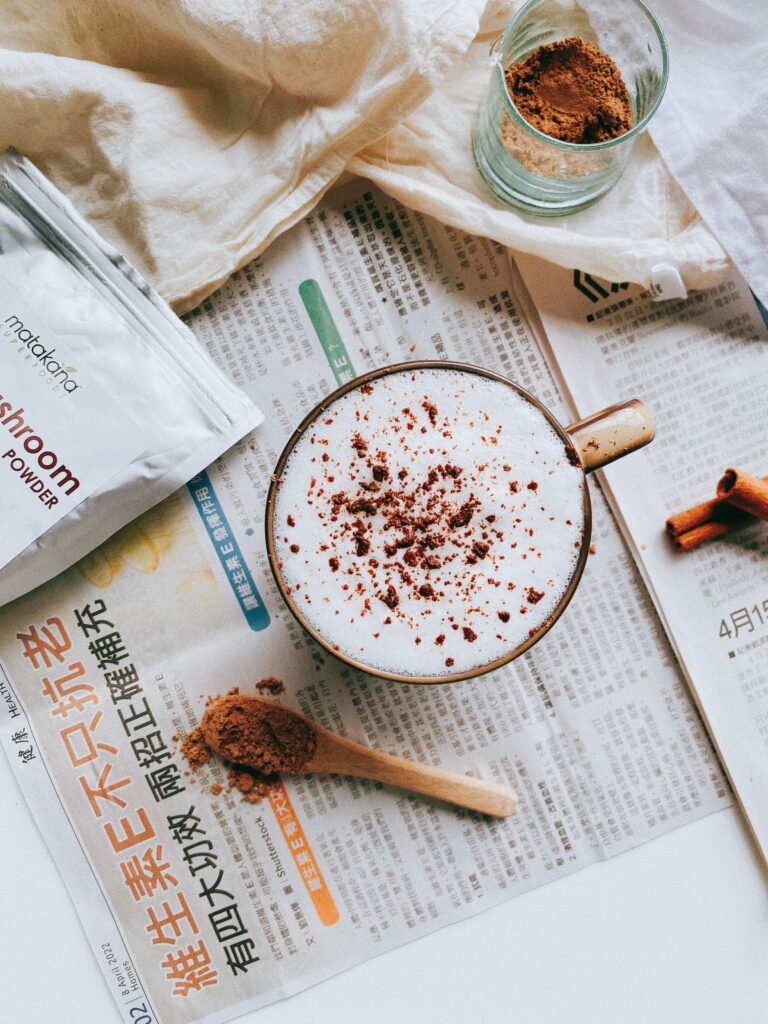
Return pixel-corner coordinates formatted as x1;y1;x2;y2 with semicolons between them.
449;500;478;530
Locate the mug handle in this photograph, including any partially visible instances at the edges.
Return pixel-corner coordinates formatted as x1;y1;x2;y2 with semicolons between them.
566;399;655;474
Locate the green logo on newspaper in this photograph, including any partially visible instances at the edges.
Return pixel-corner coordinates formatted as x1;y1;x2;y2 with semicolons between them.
298;280;356;385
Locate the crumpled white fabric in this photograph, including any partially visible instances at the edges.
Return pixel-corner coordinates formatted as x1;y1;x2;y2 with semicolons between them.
0;0;486;312
0;0;732;312
647;0;768;308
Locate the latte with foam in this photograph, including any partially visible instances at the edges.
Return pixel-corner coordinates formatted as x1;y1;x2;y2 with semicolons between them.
272;366;585;678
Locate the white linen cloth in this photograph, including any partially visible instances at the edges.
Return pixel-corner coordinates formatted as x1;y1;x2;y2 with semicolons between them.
0;0;735;311
0;0;486;311
647;0;768;308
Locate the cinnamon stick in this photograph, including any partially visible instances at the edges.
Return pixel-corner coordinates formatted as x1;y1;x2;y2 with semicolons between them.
717;468;768;523
671;520;739;552
665;498;751;539
666;473;768;551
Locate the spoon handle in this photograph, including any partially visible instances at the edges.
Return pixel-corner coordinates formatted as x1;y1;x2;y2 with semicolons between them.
311;731;517;818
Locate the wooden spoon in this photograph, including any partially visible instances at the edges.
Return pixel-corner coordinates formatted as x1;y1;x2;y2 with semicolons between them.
201;693;517;818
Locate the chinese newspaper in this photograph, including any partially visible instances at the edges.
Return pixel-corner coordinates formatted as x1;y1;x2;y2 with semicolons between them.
0;183;734;1024
518;253;768;863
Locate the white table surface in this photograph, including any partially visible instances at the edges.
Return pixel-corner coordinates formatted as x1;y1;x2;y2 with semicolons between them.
1;748;766;1024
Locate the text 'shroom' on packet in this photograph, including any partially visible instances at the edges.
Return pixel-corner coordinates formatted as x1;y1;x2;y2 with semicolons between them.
0;150;262;607
1;281;150;564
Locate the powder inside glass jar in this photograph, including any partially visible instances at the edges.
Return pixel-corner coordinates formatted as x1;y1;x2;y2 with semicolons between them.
506;37;632;144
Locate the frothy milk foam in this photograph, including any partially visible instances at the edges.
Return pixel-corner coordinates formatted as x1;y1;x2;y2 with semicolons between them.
273;367;585;677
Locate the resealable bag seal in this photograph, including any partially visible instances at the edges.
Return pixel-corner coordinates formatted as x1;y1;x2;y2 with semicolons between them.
0;150;263;606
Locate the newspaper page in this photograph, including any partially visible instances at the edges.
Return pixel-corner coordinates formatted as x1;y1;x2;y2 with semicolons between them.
0;183;729;1024
516;254;768;865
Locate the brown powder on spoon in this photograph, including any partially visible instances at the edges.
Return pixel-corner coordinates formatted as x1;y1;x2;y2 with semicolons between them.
506;37;632;144
179;679;308;803
201;694;317;775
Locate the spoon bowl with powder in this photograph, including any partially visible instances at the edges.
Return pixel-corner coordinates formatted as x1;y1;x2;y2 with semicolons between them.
200;693;517;818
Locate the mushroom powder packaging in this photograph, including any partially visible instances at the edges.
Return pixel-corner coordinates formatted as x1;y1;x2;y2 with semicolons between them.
0;151;262;605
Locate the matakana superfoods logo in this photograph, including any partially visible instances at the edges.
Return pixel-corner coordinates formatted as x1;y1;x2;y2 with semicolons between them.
3;313;81;395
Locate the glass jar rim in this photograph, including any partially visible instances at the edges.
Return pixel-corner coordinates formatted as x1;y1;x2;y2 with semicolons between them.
497;0;669;151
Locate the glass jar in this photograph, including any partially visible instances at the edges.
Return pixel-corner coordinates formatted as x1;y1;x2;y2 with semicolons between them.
472;0;668;215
